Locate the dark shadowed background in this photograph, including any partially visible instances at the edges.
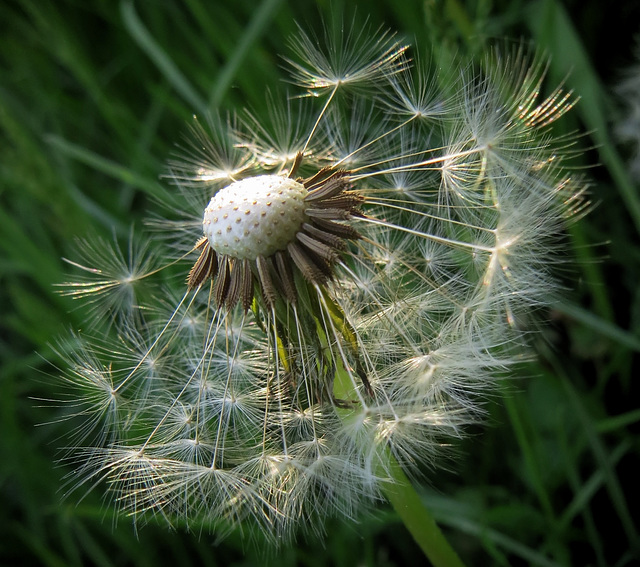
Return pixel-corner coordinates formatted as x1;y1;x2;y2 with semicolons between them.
1;0;639;565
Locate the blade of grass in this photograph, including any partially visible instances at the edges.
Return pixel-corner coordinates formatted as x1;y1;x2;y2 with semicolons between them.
437;515;563;567
596;408;640;434
444;0;476;43
422;490;563;567
208;0;285;108
46;135;172;204
553;300;640;352
0;207;63;293
502;395;556;523
20;1;138;147
55;516;83;567
557;420;623;567
527;0;640;237
566;221;615;323
558;439;630;533
116;85;167;211
560;375;640;547
71;521;120;567
0;93;89;234
121;0;206;114
11;522;68;567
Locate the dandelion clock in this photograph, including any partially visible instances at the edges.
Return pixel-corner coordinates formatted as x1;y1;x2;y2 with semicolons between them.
55;17;588;563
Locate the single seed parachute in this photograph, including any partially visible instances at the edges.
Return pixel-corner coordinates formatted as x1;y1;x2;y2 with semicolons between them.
55;21;588;544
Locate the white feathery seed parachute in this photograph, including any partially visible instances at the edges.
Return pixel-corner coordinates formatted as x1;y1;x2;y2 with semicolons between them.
55;20;588;544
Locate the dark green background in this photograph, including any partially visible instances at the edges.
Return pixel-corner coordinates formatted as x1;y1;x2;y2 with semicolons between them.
1;1;639;565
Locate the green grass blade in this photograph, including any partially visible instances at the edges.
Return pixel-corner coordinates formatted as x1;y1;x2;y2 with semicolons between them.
527;0;640;237
503;395;556;522
561;377;640;546
46;135;172;204
554;301;640;352
208;0;285;108
558;439;630;532
121;0;206;114
596;409;640;434
437;515;563;567
11;523;68;567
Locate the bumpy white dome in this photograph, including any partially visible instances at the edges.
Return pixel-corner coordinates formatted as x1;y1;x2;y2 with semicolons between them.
203;175;308;260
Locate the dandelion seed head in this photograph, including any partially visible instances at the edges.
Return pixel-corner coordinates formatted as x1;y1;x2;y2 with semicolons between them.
167;114;257;188
53;18;589;545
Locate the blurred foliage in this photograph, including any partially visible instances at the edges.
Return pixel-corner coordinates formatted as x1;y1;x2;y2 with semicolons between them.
1;0;639;565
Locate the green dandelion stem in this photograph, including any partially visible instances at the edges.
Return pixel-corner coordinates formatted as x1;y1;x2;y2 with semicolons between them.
382;457;466;567
327;294;465;566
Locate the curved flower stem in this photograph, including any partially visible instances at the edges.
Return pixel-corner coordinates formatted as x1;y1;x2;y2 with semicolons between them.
381;455;466;567
324;292;466;566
